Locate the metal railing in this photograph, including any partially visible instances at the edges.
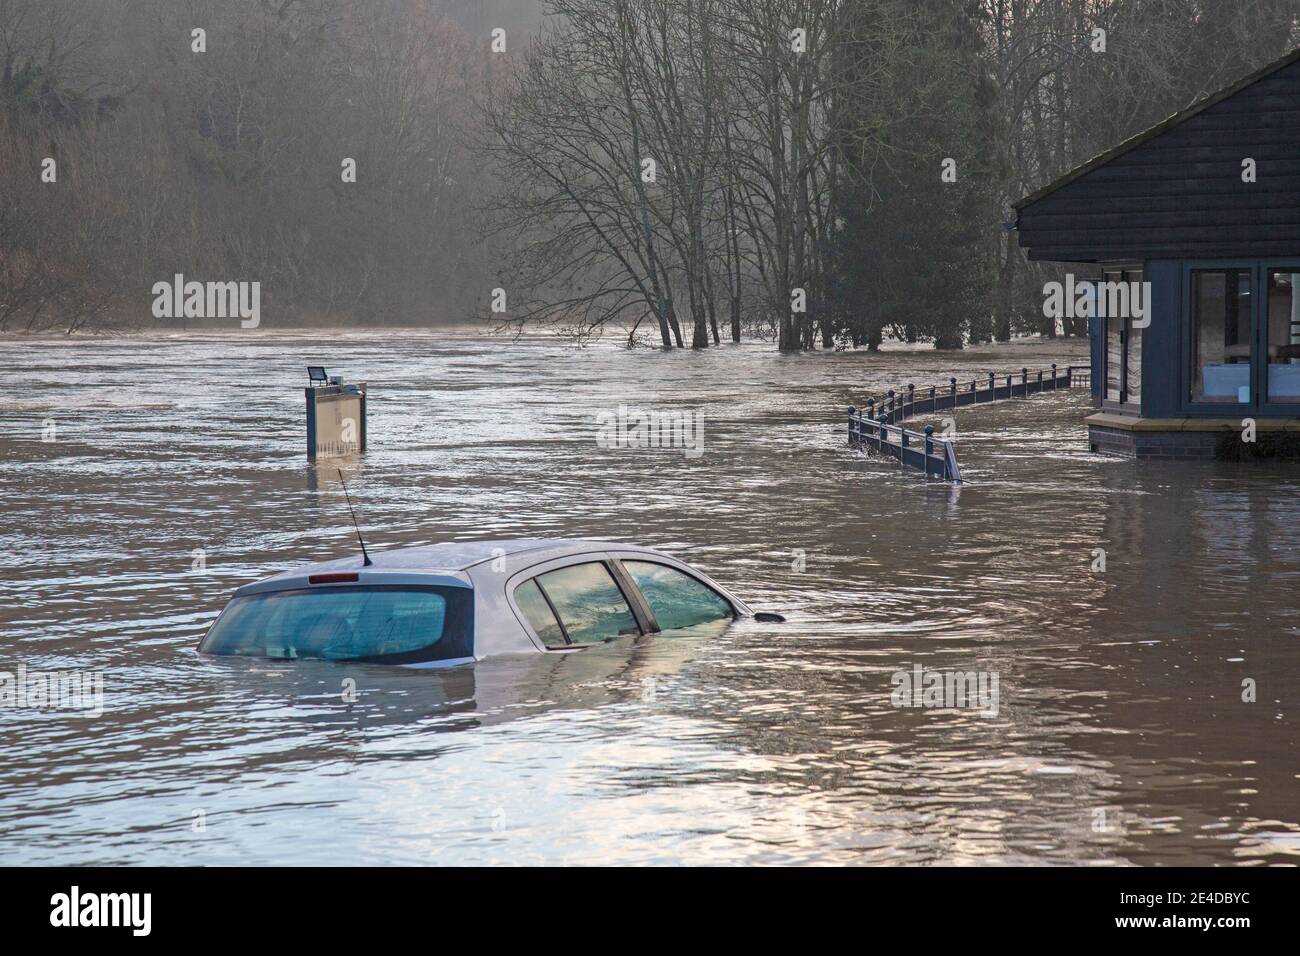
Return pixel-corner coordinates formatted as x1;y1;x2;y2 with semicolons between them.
847;364;1079;483
859;364;1075;427
848;408;962;481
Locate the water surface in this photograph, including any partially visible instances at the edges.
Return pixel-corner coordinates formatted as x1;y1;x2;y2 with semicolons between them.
1;331;1296;864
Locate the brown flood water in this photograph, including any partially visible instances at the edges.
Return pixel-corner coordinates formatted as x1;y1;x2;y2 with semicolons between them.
0;330;1297;865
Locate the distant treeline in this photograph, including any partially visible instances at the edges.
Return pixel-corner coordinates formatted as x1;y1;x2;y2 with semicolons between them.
0;0;1296;344
0;0;538;333
479;0;1299;349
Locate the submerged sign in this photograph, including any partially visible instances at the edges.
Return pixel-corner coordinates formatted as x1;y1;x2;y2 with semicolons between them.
306;383;367;459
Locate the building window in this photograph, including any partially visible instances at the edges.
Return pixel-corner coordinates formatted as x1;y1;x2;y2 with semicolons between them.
1126;269;1142;402
1190;269;1252;404
1104;271;1122;402
1266;270;1300;403
1101;268;1142;406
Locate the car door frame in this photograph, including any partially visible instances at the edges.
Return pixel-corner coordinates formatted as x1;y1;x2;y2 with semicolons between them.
504;551;654;652
606;550;750;624
505;549;751;652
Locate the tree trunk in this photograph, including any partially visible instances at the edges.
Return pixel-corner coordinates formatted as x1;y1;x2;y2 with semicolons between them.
778;308;794;350
995;237;1016;342
692;309;708;349
868;324;882;351
657;310;672;348
667;302;684;348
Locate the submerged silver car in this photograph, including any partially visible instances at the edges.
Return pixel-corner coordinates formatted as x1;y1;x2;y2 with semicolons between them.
199;539;763;667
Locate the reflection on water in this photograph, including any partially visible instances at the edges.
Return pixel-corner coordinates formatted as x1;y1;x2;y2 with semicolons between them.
0;331;1297;865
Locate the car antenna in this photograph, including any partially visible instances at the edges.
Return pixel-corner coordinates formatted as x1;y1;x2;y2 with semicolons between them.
337;469;373;567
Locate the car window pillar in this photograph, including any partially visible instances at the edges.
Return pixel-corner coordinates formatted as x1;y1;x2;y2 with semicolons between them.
531;578;572;646
608;559;660;634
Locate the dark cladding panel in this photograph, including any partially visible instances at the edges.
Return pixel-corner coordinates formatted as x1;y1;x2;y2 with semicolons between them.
1017;52;1300;262
1139;260;1183;419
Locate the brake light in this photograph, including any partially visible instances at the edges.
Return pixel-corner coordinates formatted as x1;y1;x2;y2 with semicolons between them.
308;572;360;584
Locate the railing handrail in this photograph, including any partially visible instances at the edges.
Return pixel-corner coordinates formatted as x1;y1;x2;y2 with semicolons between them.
857;364;1074;419
847;405;961;481
846;361;1083;482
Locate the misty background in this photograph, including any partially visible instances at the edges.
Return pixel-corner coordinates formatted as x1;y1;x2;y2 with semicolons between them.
0;0;1296;347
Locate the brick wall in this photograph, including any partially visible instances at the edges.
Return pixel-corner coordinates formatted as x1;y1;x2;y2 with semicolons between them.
1088;425;1219;460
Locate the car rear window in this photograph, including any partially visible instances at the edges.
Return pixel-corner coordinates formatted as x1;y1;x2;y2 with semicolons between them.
199;585;473;664
623;561;733;632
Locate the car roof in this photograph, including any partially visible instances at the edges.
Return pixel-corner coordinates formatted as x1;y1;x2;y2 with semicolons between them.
223;537;753;648
262;538;651;579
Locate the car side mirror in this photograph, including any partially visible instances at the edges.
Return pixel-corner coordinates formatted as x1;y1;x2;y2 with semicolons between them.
752;612;786;624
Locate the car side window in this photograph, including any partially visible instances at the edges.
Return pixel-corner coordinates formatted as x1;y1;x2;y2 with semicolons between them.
623;561;733;632
513;578;566;647
533;562;641;644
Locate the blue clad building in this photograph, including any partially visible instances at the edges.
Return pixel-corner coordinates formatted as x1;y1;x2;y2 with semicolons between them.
1016;47;1300;459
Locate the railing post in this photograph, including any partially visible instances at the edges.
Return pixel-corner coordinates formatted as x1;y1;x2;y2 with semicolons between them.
1022;367;1028;396
987;371;995;400
1051;362;1058;389
950;377;957;403
1037;369;1043;390
852;390;962;481
1066;365;1072;387
907;383;915;415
